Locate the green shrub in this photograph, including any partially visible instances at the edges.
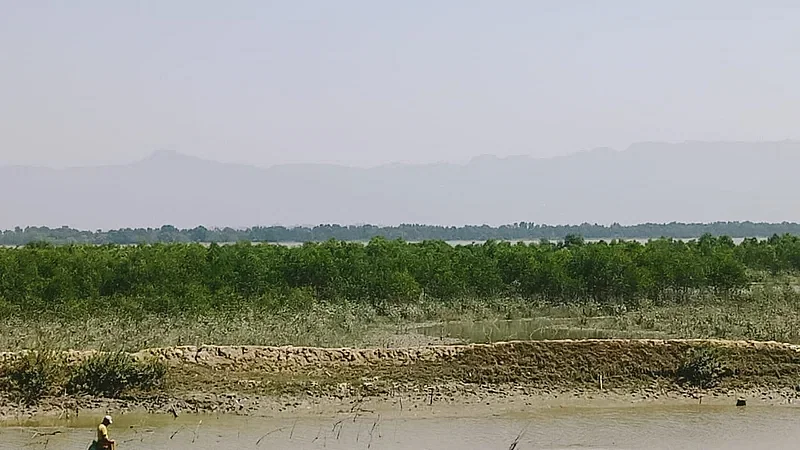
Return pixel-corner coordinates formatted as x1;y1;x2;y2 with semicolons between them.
67;351;167;398
677;348;725;388
2;350;64;405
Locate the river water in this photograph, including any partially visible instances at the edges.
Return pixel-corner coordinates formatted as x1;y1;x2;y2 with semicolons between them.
3;405;799;449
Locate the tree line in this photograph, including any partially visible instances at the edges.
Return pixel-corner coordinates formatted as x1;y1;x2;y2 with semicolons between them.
2;234;800;315
3;221;800;246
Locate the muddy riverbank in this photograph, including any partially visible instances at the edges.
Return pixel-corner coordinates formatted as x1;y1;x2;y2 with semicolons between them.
2;339;800;422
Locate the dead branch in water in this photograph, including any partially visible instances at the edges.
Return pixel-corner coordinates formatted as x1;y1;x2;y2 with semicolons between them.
169;425;184;439
255;426;289;446
508;425;528;450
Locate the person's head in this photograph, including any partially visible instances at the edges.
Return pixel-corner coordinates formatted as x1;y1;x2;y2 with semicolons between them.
102;415;113;426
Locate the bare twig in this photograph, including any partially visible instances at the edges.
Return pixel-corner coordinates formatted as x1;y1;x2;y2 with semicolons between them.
367;415;381;449
170;425;185;440
256;426;288;446
192;420;202;443
508;425;529;450
31;430;62;438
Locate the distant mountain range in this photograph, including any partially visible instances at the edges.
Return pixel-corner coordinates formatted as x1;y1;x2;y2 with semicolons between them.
2;141;799;230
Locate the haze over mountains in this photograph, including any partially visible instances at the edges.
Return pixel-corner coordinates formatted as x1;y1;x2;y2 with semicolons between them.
2;141;798;230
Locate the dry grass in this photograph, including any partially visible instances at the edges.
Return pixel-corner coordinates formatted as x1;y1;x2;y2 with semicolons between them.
2;283;800;352
0;303;380;352
608;284;800;343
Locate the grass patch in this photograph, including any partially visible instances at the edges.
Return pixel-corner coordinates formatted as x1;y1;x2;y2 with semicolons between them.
66;352;167;398
677;348;727;388
0;350;168;403
0;302;383;352
1;282;800;353
1;349;65;405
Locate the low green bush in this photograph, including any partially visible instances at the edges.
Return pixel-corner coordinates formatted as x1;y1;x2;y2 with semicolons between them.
2;350;64;405
66;351;167;398
677;348;726;388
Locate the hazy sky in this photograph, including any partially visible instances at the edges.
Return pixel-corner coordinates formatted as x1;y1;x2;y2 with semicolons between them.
1;1;798;168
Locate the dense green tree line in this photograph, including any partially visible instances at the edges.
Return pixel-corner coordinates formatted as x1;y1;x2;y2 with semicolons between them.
2;234;800;315
3;222;800;246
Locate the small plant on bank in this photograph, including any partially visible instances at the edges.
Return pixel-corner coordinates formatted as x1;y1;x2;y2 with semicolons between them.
66;351;167;398
2;350;65;405
677;348;726;389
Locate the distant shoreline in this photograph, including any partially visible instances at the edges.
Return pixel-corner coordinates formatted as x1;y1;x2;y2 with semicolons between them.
1;237;768;249
1;221;795;246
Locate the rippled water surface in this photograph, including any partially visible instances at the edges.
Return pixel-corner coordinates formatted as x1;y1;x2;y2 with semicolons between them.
3;405;799;449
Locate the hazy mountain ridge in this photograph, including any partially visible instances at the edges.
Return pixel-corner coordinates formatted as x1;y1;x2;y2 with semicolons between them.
3;141;800;229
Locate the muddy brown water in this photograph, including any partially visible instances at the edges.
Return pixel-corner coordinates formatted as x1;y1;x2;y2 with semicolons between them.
3;405;800;449
415;318;667;343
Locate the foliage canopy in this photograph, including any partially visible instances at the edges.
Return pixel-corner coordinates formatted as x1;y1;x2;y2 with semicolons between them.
1;233;796;314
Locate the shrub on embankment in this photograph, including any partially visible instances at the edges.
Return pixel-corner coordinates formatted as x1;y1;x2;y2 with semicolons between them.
1;349;64;405
0;350;167;405
1;234;800;314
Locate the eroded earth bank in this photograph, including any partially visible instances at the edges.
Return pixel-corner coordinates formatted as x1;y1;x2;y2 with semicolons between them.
2;339;800;422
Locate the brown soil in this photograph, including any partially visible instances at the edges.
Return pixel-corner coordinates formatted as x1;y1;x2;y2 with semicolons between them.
135;338;800;373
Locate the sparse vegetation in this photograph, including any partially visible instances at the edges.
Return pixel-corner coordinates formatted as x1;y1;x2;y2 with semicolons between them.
0;284;799;352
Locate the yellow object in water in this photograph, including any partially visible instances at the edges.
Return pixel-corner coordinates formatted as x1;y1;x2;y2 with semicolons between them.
97;423;109;442
88;422;116;450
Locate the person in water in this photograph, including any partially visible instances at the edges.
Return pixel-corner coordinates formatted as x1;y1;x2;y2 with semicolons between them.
91;415;116;450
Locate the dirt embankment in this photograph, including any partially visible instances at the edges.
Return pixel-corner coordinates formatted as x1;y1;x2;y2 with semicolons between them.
141;339;800;408
135;338;800;372
3;339;800;420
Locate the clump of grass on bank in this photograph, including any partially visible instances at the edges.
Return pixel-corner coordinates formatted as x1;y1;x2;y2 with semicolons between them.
67;352;166;398
0;348;65;405
677;348;727;388
0;349;168;404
